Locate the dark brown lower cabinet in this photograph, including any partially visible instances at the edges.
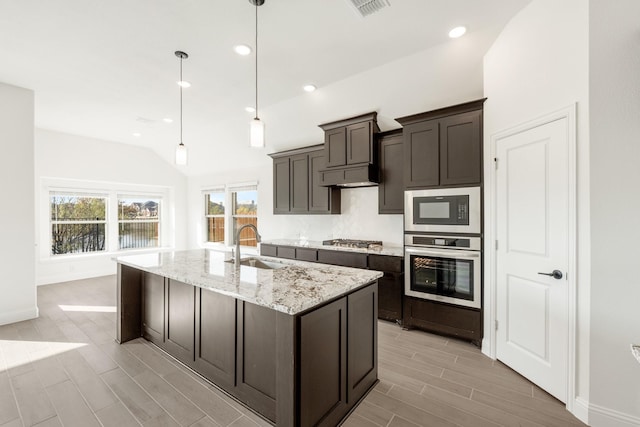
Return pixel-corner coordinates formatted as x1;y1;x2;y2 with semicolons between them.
142;272;164;345
118;263;378;427
194;289;236;388
403;296;482;344
377;272;403;323
164;279;195;364
300;298;347;427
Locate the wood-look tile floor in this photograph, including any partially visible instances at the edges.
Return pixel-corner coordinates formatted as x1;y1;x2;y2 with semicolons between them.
0;276;586;427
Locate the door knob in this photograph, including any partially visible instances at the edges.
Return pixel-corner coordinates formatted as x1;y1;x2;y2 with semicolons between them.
538;270;563;280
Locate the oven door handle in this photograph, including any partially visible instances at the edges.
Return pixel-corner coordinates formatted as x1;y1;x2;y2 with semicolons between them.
404;247;481;259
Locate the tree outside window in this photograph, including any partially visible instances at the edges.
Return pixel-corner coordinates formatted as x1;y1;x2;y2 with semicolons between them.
50;194;107;255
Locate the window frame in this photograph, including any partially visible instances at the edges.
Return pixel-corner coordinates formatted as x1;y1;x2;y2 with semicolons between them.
202;183;258;249
117;194;162;250
204;188;226;245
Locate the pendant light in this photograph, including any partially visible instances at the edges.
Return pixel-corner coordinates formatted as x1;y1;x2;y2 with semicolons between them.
175;50;189;165
249;0;265;148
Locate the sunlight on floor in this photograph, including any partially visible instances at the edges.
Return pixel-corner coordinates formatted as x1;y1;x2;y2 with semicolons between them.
0;340;87;369
58;304;116;313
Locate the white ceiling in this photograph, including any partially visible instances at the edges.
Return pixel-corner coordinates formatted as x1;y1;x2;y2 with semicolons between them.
0;0;530;176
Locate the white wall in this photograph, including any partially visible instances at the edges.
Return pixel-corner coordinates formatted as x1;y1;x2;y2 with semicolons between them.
35;129;188;285
588;0;640;424
483;0;591;421
0;83;37;325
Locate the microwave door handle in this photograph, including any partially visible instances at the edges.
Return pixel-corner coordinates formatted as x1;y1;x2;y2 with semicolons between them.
405;247;480;259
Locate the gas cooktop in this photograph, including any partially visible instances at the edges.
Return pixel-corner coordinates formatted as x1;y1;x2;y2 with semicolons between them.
322;239;383;249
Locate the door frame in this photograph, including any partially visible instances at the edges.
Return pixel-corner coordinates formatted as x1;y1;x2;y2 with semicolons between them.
483;104;577;412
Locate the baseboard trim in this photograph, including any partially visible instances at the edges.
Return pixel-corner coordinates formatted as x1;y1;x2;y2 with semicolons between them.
573;397;589;425
0;306;39;326
588;401;640;426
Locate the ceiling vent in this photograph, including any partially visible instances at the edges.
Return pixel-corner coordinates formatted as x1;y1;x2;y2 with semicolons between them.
346;0;390;18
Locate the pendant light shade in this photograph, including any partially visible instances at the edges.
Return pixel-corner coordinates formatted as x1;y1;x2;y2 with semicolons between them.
175;50;189;165
249;0;265;148
250;118;264;148
175;142;188;165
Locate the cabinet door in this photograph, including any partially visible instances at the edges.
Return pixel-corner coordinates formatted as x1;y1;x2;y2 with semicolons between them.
377;272;403;322
404;119;440;188
440;110;482;186
164;279;195;364
308;150;330;213
324;127;347;167
195;289;236;388
347;284;377;404
142;272;164;345
300;297;347;427
378;134;404;214
273;157;291;214
346;121;372;165
290;153;309;212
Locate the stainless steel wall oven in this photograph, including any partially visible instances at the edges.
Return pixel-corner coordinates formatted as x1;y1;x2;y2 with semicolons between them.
404;234;481;309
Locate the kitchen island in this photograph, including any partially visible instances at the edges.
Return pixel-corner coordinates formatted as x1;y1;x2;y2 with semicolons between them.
115;250;382;427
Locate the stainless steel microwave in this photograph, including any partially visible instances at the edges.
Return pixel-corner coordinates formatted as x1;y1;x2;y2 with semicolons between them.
404;187;481;234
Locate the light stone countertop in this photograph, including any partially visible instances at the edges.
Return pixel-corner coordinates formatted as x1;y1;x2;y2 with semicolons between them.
262;239;404;257
115;249;382;316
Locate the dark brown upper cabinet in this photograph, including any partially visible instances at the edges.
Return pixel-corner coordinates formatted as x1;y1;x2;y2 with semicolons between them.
378;130;404;214
319;112;380;167
269;145;340;215
396;99;485;189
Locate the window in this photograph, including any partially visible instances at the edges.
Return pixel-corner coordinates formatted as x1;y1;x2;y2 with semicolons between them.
118;196;160;249
50;193;107;255
232;188;258;247
205;190;225;244
203;184;258;247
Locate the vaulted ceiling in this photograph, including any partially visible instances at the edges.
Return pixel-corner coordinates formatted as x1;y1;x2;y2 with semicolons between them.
0;0;530;175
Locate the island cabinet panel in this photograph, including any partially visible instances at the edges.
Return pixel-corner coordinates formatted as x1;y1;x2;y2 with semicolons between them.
142;272;165;345
195;289;236;388
164;279;195;364
347;284;378;403
299;297;347;427
236;301;277;421
117;264;142;344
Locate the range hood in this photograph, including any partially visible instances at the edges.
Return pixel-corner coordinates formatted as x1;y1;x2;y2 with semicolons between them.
318;112;380;187
318;164;379;187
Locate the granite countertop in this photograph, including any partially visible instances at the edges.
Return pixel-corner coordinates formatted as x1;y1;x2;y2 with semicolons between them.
115;249;382;316
262;239;404;257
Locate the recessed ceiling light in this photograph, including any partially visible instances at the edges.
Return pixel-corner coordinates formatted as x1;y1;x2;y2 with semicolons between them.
245;106;256;113
177;80;191;88
163;118;173;123
234;44;252;56
303;84;317;92
449;26;466;38
132;132;141;137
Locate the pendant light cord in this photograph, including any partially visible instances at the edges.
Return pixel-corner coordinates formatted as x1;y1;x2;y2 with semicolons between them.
180;56;183;144
255;1;259;120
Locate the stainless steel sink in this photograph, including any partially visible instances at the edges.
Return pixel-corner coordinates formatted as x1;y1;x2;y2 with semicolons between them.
226;257;285;270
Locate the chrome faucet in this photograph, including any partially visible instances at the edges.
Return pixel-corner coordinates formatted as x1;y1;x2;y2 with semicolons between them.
234;224;261;264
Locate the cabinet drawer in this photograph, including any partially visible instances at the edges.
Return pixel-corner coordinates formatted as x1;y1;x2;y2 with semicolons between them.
368;254;403;273
317;250;368;269
403;297;482;342
277;246;296;259
260;244;277;257
296;248;318;262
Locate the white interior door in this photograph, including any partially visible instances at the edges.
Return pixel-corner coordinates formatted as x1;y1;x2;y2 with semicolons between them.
495;117;569;403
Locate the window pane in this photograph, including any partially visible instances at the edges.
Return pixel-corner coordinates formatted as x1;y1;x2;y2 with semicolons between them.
51;195;106;221
119;222;159;249
233;217;258;247
118;197;160;220
51;223;106;254
207;217;225;243
233;190;257;215
205;192;225;215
